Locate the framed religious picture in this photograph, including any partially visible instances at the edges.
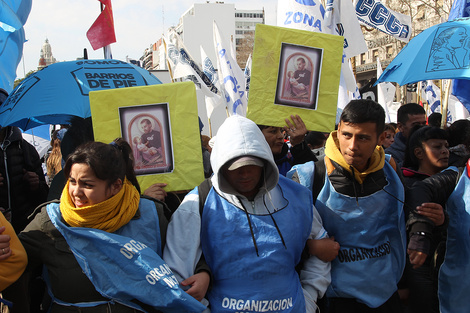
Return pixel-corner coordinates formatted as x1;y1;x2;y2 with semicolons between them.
89;82;204;192
247;24;343;133
275;43;323;110
119;103;173;175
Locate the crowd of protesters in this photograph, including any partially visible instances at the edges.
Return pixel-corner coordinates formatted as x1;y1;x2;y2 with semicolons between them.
0;90;469;313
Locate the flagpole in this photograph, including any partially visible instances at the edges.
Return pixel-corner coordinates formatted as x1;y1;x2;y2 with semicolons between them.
208;117;213;138
441;80;451;129
100;2;107;59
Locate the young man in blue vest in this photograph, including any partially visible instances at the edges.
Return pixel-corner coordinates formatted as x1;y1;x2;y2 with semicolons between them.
164;115;331;312
289;99;406;312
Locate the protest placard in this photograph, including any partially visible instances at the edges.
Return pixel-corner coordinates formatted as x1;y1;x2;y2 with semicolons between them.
90;82;204;192
248;24;343;132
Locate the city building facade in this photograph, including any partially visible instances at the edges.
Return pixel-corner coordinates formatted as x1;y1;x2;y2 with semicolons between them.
140;2;264;71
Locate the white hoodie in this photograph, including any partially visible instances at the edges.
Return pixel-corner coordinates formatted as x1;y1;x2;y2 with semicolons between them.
163;115;330;312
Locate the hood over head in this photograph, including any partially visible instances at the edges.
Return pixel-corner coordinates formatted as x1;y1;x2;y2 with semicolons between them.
211;115;279;196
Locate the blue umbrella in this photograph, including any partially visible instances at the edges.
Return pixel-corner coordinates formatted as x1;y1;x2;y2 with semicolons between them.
377;17;470;85
0;59;162;130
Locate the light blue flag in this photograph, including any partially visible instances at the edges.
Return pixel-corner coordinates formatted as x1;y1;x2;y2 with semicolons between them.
0;0;31;93
439;165;470;313
448;0;470;115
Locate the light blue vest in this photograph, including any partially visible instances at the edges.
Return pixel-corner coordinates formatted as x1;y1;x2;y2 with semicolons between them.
315;159;406;308
200;176;313;313
439;166;470;313
47;199;206;313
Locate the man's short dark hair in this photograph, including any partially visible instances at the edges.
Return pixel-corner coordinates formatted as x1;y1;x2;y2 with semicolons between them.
427;112;442;128
340;99;386;135
397;103;425;124
141;118;151;125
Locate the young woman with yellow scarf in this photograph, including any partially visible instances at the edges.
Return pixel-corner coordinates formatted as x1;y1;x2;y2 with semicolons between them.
10;139;206;313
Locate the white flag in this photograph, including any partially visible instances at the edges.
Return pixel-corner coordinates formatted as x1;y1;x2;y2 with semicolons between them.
164;32;219;96
354;0;412;42
244;54;252;95
277;0;325;33
200;46;223;118
324;0;367;58
377;58;395;123
213;21;247;116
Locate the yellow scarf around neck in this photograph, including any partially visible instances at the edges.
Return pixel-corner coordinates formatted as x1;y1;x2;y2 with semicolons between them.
60;178;140;233
325;131;385;184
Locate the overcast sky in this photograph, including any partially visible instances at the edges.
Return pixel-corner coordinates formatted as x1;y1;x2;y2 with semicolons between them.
16;0;277;79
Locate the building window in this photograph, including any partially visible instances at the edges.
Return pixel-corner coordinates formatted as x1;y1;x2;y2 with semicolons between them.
361;53;366;64
386;46;394;59
373;49;379;61
417;4;425;20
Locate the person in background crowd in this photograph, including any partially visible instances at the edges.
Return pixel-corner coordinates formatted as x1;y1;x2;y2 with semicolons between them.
427;113;442;128
381;123;397;149
305;131;327;159
386;103;427;166
45;130;62;185
164;115;331;312
446;119;470;167
400;125;448;313
0;124;49;233
405;161;470;312
258;114;317;176
402;126;449;194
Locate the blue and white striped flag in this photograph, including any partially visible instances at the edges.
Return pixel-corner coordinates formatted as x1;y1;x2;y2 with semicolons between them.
244;54;252;97
200;46;223;118
213;21;247;116
354;0;411;42
164;32;219;97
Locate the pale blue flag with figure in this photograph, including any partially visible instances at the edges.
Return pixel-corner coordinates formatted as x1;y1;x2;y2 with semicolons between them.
0;0;31;93
448;0;470;115
439;165;470;313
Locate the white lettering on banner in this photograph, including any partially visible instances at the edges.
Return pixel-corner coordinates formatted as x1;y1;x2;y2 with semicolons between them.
145;264;178;288
221;297;293;312
119;240;148;259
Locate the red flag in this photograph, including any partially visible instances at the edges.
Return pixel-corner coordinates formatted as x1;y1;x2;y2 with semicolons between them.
86;0;116;50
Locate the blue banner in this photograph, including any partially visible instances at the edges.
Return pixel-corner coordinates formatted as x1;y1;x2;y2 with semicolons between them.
47;202;206;312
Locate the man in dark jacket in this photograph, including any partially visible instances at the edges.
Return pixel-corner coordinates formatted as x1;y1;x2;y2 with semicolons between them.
385;103;426;166
0;125;48;233
289;100;406;312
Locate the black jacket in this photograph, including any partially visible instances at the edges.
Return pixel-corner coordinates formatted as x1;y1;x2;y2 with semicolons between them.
406;167;460;261
0;126;48;232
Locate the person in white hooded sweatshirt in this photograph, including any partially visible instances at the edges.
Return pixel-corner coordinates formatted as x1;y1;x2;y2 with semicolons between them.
163;115;330;313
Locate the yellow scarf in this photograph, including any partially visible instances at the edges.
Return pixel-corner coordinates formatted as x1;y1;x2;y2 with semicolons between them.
60;178;140;233
325;131;385;184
